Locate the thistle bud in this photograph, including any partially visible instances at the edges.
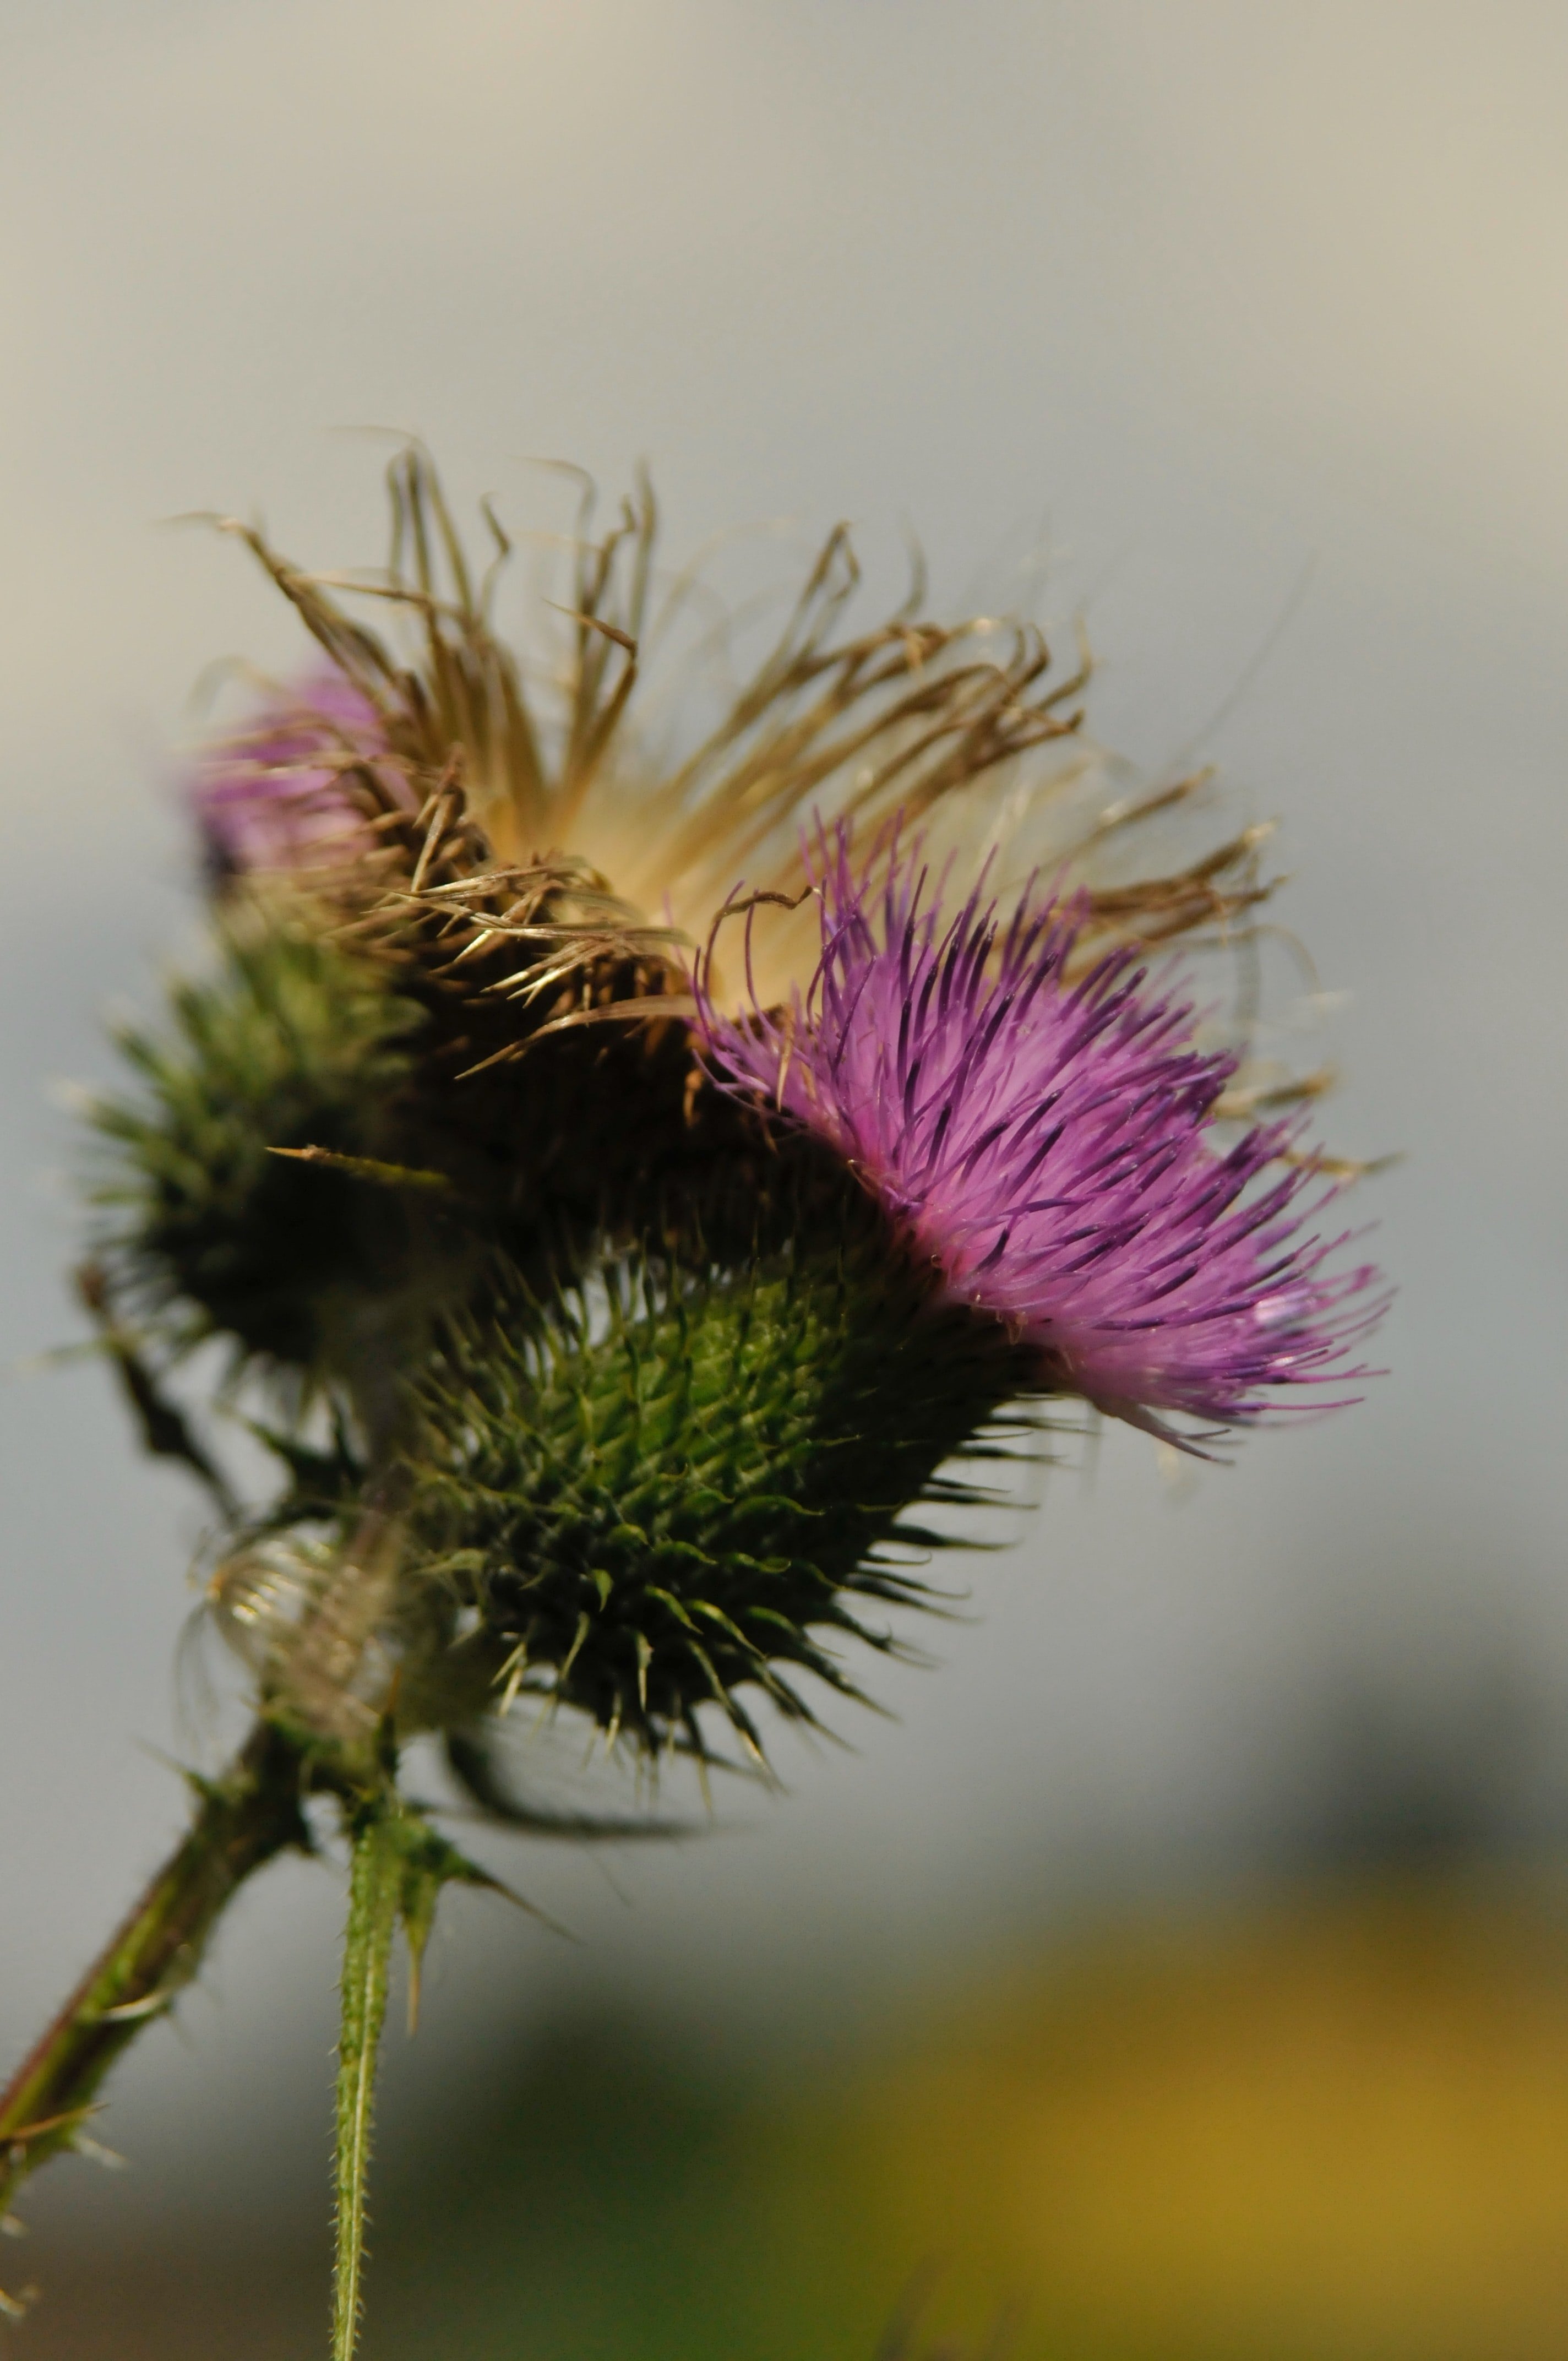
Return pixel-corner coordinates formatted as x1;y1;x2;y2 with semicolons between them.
89;922;433;1375
400;1211;1036;1762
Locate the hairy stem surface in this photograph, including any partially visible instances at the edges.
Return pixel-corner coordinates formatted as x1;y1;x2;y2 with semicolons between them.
333;1804;402;2361
0;1720;310;2240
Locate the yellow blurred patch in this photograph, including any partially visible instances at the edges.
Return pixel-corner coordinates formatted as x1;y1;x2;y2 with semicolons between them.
767;1878;1568;2358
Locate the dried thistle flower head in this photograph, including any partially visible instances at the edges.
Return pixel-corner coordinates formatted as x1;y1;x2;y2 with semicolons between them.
206;448;1274;1057
698;830;1386;1444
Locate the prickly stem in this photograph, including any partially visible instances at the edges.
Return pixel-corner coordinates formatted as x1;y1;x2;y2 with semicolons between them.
0;1720;309;2234
332;1802;401;2361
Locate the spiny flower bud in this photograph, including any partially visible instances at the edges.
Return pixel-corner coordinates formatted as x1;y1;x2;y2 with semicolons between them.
400;1215;1036;1762
697;831;1387;1443
90;923;434;1374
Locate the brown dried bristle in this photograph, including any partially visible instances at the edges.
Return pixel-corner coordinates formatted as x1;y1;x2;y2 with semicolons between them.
214;447;1281;1075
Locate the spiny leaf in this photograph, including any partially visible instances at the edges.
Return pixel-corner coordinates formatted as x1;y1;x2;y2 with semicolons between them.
393;1818;524;2034
333;1792;548;2355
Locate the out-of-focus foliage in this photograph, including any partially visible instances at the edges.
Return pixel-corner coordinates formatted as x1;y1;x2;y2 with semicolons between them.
21;1875;1568;2360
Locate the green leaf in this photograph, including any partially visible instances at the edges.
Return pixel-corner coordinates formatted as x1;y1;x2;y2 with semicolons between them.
394;1820;512;2036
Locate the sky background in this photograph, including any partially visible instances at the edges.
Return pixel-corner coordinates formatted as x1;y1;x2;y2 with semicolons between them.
1;0;1566;2236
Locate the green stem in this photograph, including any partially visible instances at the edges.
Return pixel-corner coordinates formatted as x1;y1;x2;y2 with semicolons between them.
0;1720;310;2228
333;1804;402;2361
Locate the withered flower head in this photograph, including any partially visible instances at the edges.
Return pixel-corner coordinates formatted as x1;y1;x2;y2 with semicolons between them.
200;447;1275;1068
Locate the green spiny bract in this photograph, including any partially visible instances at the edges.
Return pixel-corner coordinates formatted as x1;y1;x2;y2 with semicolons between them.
399;1217;1038;1762
89;916;439;1380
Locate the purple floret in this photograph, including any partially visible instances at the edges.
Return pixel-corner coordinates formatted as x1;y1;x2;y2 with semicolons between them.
191;669;397;880
697;830;1385;1439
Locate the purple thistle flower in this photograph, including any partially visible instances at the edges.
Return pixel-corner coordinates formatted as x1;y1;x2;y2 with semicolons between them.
191;668;400;881
696;830;1386;1440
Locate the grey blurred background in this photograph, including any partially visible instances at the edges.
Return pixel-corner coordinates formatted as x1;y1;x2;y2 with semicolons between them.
1;3;1566;2352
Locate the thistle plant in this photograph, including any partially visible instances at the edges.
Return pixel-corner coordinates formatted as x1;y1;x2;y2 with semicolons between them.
0;450;1385;2352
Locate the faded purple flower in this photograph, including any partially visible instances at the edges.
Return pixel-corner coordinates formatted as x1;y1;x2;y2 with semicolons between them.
191;668;398;880
698;831;1385;1439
